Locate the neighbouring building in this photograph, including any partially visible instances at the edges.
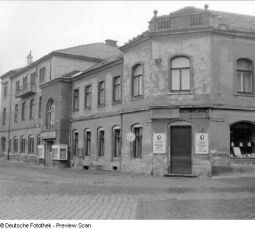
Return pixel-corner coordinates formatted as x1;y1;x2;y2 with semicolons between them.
1;6;255;177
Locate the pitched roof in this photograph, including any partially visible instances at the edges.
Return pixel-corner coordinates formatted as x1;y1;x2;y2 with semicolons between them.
54;42;122;60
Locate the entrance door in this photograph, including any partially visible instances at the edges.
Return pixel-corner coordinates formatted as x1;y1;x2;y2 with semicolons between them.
170;126;192;174
45;140;54;165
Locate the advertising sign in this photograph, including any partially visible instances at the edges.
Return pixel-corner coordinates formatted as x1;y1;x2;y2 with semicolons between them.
195;133;209;154
37;145;44;159
153;133;166;154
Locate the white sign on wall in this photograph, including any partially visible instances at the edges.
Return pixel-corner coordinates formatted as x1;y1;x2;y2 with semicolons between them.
127;132;136;142
153;133;166;154
195;133;209;154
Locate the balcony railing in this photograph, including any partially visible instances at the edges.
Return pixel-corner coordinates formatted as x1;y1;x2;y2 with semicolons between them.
15;83;36;98
149;12;215;33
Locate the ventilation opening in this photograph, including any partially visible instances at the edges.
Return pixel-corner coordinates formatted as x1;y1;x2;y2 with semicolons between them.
83;166;89;170
112;166;118;171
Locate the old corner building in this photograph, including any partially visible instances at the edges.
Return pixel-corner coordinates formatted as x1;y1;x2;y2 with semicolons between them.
1;6;255;177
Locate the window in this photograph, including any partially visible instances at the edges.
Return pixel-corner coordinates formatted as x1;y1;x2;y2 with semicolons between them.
98;128;104;156
23;76;28;90
29;99;35;120
31;72;36;87
84;85;92;109
28;136;34;154
21;102;26;121
8;139;11;153
132;64;143;97
132;126;143;158
236;59;253;93
98;81;105;106
39;67;46;83
113;127;121;158
73;131;79;156
84;130;91;156
37;135;41;146
14;104;18;123
13;137;18;153
2;108;6;125
46;99;55;130
170;56;191;91
3;84;7;98
20;136;26;153
1;137;6;153
38;96;42;118
113;76;121;102
15;80;20;94
73;89;79;111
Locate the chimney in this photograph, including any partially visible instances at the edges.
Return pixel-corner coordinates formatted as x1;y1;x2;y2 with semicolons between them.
27;50;33;65
204;4;209;10
105;39;118;47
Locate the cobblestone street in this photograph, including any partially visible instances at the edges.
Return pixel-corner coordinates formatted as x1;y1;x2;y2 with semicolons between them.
0;159;255;219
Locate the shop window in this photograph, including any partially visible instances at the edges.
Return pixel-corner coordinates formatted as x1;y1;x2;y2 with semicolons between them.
29;99;35;120
230;122;255;158
236;59;253;93
20;136;26;153
132;125;143;158
73;131;79;156
21;102;26;121
84;85;92;109
170;56;191;91
13;137;18;153
98;128;104;156
46;98;55;130
132;64;143;97
28;136;34;154
84;129;91;156
2;108;6;125
1;137;6;153
113;126;121;158
98;81;105;106
73;89;79;111
113;76;121;102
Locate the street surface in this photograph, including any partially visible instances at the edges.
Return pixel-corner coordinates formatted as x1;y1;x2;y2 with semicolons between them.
0;159;255;219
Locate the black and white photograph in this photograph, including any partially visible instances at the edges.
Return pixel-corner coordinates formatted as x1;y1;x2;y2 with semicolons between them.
0;0;255;225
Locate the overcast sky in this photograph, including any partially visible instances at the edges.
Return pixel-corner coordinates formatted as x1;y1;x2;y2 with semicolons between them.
1;1;255;76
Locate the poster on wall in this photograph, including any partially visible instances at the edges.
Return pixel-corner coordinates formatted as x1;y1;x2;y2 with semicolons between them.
195;133;209;154
52;147;59;160
37;145;44;159
153;133;166;154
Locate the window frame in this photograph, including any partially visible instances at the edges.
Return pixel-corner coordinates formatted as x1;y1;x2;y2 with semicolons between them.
20;136;26;153
84;129;91;157
2;108;6;126
112;126;121;158
131;64;144;98
97;128;105;157
112;76;121;103
39;67;46;84
169;56;192;92
29;99;35;120
98;81;105;107
46;98;55;130
72;130;79;157
3;83;8;98
73;88;80;112
131;124;143;159
13;137;18;153
84;84;92;109
28;136;34;154
38;96;42;119
21;102;26;121
14;104;18;123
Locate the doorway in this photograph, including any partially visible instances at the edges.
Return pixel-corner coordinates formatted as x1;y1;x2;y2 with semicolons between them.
170;126;192;174
45;140;54;165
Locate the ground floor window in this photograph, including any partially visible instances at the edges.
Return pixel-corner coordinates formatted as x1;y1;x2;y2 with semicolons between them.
28;136;34;154
98;128;104;157
8;139;12;152
1;137;6;153
113;127;121;157
20;137;26;153
13;137;18;153
73;131;79;156
84;130;91;156
230;122;255;158
132;126;143;158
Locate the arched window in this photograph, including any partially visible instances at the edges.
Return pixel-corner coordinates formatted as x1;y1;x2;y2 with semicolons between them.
132;64;143;97
112;126;121;158
1;137;6;153
236;59;253;93
38;96;42;118
14;104;18;123
84;129;91;157
46;98;55;130
131;124;143;158
97;127;105;157
2;108;6;125
170;56;191;91
20;136;26;153
28;135;34;154
72;130;79;157
21;102;26;121
13;136;18;153
29;99;35;120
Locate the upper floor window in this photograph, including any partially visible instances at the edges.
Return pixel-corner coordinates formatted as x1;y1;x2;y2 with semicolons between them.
113;76;121;102
29;99;35;120
31;72;36;87
38;96;42;118
14;104;18;123
15;80;20;93
84;85;92;109
132;64;143;97
170;56;191;91
98;81;105;106
46;98;55;130
98;128;105;156
3;83;7;98
21;102;26;121
236;59;253;93
39;67;46;83
2;108;6;126
73;89;79;111
23;76;28;90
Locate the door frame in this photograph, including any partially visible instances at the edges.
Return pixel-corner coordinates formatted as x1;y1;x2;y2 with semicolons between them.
168;121;193;174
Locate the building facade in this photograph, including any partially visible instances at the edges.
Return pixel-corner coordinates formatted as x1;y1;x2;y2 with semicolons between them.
1;6;255;177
